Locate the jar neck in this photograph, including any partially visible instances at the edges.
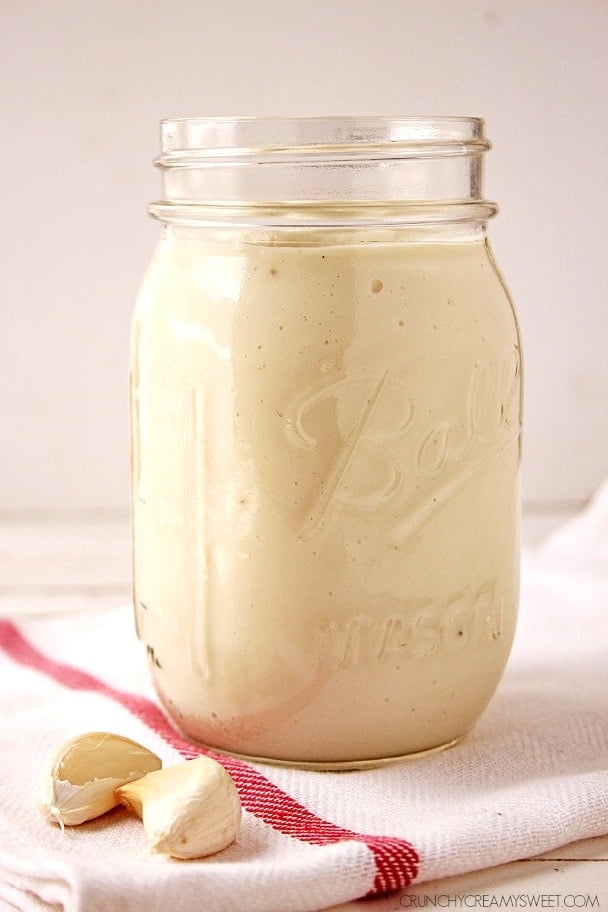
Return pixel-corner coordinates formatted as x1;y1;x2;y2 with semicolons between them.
162;222;490;248
150;116;497;230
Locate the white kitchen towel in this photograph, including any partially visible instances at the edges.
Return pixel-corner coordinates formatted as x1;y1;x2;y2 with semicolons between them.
1;488;607;912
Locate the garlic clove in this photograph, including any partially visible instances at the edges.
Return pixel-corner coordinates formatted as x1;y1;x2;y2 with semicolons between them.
37;731;162;827
116;756;241;859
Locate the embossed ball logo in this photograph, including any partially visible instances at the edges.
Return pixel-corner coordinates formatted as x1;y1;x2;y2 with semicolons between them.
283;348;521;542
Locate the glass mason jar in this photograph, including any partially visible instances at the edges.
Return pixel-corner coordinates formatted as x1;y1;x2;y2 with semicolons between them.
130;116;522;770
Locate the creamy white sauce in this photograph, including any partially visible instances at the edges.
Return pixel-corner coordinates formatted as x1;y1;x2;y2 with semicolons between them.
131;231;521;766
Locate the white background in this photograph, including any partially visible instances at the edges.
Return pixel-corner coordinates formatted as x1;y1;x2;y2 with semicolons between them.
1;0;606;516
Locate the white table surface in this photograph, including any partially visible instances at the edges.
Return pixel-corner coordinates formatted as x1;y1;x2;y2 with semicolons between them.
1;514;606;910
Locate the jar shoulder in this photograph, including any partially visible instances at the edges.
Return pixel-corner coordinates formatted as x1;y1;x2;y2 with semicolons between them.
133;236;518;338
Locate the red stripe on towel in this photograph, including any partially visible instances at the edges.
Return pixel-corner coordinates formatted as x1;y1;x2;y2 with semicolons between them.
0;619;419;895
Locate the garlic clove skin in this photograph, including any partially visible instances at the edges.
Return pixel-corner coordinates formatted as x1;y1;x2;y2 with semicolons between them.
37;732;162;827
116;756;241;859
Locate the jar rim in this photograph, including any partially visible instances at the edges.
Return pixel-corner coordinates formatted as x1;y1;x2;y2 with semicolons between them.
152;115;494;227
157;115;490;166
